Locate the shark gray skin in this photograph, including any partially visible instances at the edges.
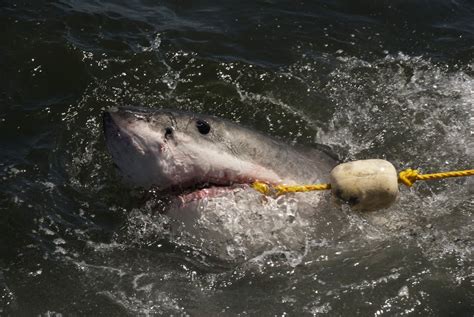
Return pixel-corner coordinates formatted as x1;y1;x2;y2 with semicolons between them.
103;107;345;261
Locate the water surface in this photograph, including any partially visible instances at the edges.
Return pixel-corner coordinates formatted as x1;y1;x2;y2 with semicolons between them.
0;0;473;315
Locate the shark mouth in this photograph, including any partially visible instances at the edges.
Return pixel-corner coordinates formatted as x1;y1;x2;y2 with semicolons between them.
163;174;265;205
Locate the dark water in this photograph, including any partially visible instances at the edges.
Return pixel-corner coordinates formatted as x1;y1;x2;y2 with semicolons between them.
1;0;473;315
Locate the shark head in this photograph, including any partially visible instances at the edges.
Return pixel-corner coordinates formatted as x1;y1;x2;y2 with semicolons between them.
103;107;283;192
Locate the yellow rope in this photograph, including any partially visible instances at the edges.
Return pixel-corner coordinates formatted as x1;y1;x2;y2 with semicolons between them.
252;168;474;196
398;168;474;187
251;181;331;196
273;183;331;195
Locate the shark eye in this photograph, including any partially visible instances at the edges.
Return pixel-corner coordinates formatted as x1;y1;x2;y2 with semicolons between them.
164;127;173;138
196;120;210;135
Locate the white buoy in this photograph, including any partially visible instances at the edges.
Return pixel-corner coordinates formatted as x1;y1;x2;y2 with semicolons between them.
330;159;399;211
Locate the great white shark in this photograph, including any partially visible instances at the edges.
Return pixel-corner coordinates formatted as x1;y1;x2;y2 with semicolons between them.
103;107;346;260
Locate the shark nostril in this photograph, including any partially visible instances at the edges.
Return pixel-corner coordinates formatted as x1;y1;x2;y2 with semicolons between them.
165;127;173;138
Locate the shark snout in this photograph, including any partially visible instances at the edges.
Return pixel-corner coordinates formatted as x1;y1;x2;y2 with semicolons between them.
102;109;133;149
103;108;128;137
103;111;113;135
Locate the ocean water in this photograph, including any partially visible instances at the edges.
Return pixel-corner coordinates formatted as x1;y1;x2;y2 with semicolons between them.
1;0;473;315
